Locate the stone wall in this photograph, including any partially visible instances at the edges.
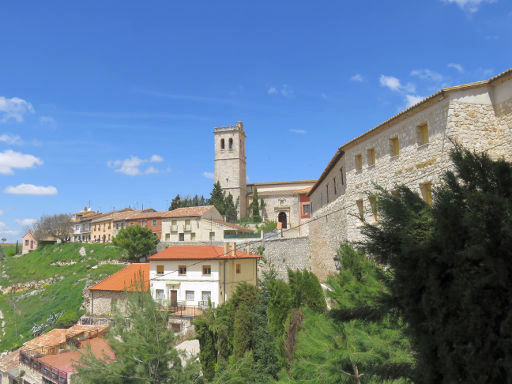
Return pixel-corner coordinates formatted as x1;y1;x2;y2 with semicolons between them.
89;290;127;317
240;236;311;281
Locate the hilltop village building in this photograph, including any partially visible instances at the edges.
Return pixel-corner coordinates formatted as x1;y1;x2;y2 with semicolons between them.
306;67;512;280
214;122;315;230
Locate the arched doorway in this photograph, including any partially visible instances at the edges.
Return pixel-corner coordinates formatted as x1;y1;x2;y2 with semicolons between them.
278;212;288;229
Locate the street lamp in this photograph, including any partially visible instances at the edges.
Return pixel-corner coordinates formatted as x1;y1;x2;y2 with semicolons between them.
333;255;341;271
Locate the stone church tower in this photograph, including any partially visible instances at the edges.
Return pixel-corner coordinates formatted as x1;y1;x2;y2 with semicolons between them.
214;122;247;218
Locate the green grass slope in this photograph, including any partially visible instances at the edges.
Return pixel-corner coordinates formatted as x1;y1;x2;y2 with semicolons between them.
0;243;127;352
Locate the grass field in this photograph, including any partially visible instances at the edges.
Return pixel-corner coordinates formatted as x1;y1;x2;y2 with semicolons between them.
0;243;127;352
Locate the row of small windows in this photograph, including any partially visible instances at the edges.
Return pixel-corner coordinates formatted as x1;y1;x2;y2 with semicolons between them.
220;138;234;151
355;123;429;171
324;167;345;205
355;182;432;223
156;263;241;276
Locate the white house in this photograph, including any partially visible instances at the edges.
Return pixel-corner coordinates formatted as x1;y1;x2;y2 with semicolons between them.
148;244;261;309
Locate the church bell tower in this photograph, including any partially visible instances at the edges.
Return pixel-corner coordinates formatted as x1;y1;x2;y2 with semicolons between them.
214;121;247;219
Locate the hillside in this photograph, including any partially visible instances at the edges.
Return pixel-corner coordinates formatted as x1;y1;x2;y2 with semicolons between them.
0;243;127;352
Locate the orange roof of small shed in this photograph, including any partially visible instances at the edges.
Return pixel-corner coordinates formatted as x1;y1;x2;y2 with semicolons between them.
89;263;149;292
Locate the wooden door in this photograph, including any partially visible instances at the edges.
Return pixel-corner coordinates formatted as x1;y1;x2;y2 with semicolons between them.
171;290;178;307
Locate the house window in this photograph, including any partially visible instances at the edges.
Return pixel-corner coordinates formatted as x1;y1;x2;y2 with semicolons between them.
355;154;363;170
186;291;195;301
369;196;378;222
130;222;134;226
171;323;181;332
303;204;311;217
236;264;241;274
229;138;233;150
25;240;29;246
333;177;337;195
221;138;225;150
191;233;196;241
155;289;164;300
203;265;211;275
179;233;185;241
141;220;146;227
202;291;212;302
152;219;157;226
30;240;34;248
209;232;215;241
356;199;365;222
340;167;344;185
420;182;433;206
156;265;164;275
178;265;187;275
417;123;429;145
326;185;329;203
390;137;399;157
368;148;375;166
165;233;170;241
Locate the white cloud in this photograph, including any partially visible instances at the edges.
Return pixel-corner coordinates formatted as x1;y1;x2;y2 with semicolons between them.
0;209;3;216
203;171;214;180
379;75;415;93
150;154;163;163
442;0;496;13
107;154;167;176
0;134;23;145
289;129;307;134
0;222;20;236
350;74;364;82
267;85;294;97
405;95;426;108
448;63;464;73
410;69;444;83
39;116;55;125
16;218;37;227
0;96;35;123
4;184;58;195
0;150;43;175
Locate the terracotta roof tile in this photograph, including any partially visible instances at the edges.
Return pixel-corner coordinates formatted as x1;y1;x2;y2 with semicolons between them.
127;211;170;220
89;263;149;292
148;245;261;261
0;349;20;371
163;205;215;218
37;338;115;373
23;325;108;351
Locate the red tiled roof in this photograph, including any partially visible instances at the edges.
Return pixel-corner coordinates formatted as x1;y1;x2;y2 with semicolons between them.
37;338;115;374
23;325;108;351
164;205;215;218
295;186;313;194
148;245;261;261
211;219;253;233
127;211;169;220
89;263;149;292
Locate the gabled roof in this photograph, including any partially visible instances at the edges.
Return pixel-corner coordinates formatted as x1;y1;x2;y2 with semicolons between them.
89;263;149;292
211;219;253;233
127;211;170;220
91;208;135;223
148;245;261;261
23;325;108;351
164;205;215;218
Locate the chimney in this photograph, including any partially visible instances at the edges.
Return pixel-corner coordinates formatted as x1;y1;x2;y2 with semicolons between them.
224;242;229;255
231;242;236;257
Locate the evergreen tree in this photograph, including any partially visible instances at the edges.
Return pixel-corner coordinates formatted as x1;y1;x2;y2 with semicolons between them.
231;283;258;358
250;187;261;223
266;280;292;338
195;309;217;382
288;269;326;313
74;289;194;384
362;145;512;383
224;193;238;223
209;181;226;216
169;194;182;211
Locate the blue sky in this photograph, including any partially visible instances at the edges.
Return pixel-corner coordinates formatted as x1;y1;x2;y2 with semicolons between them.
1;0;511;241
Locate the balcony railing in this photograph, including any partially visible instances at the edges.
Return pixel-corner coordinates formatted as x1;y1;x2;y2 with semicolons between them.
156;300;214;317
20;350;68;384
170;225;178;232
183;224;192;232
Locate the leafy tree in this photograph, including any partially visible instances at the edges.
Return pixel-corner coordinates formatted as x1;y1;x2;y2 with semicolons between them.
74;289;196;384
1;237;6;243
33;213;72;242
362;145;512;383
112;226;159;261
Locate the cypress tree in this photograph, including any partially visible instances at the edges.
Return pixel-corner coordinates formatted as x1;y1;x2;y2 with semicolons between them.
209;181;226;216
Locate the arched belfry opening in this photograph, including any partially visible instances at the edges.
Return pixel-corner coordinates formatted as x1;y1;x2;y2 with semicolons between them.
278;212;288;229
229;138;233;151
221;139;225;150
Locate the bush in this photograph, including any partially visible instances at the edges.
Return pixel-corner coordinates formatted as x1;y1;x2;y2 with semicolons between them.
112;226;159;261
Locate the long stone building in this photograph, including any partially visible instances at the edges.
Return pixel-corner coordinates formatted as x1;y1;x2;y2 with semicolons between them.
214;122;315;230
306;67;512;280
